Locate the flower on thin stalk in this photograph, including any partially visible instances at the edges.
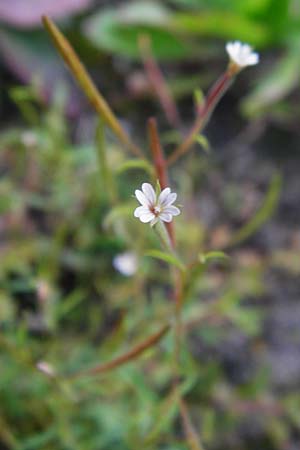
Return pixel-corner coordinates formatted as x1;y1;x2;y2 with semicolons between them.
226;41;259;74
134;183;180;227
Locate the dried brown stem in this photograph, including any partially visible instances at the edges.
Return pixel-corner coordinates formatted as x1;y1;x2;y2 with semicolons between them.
42;15;143;159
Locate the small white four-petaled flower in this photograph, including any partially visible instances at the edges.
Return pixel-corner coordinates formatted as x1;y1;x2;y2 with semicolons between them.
226;41;259;69
134;183;180;226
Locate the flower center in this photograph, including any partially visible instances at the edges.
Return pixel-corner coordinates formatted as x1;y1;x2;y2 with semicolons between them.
150;204;161;216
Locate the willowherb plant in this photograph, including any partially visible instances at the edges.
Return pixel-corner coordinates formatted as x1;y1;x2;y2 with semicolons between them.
42;15;259;449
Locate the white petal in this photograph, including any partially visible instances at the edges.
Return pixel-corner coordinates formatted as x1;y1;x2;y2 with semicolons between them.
142;183;156;204
158;187;171;205
135;189;149;206
134;206;149;217
164;192;177;206
225;42;234;56
159;212;173;222
150;217;159;227
139;212;155;223
226;41;259;68
246;53;259;65
163;205;180;216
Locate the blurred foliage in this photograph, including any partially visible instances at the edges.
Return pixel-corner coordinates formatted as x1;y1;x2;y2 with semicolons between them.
1;1;300;449
1;0;300;119
0;76;296;450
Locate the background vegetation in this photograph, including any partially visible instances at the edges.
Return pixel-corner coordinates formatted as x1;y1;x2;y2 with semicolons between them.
1;1;300;449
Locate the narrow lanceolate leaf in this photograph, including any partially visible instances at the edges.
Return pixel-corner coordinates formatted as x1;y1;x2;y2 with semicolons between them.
145;387;180;444
116;159;155;177
195;134;210;153
198;251;229;264
73;324;170;378
230;172;282;245
145;249;186;272
42;16;143;158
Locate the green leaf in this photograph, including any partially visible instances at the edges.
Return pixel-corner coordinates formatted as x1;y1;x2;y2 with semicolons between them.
116;159;155;176
144;249;186;271
171;11;271;46
198;251;229;264
195;134;210;153
241;48;300;118
185;251;229;296
104;202;136;228
231;172;282;245
83;3;190;60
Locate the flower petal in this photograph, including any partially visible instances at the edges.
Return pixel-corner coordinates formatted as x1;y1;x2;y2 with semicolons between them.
142;183;156;205
134;206;149;217
135;189;149;206
163;205;180;216
166;192;177;206
139;212;155;223
158;187;171;205
226;41;259;68
150;217;159;227
246;53;259;65
159;212;173;222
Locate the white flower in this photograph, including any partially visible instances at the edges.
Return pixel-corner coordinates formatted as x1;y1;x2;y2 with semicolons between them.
134;183;180;226
36;361;55;377
21;131;38;147
226;41;259;69
113;251;138;276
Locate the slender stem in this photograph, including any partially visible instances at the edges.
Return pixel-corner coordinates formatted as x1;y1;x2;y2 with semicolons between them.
139;35;181;128
154;220;173;253
180;398;206;450
148;117;169;189
96;120;118;204
42;15;144;159
173;270;184;382
71;323;170;378
154;222;183;390
148;117;175;246
167;71;233;166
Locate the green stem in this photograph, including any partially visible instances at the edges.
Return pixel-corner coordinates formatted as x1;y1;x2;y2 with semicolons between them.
154;220;173;253
96;120;117;205
154;221;183;380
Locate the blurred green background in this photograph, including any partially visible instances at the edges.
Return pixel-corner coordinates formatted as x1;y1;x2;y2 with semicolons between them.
1;1;300;449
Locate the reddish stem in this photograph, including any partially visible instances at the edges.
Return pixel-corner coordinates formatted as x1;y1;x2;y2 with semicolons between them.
147;117;175;246
140;35;181;128
167;71;233;166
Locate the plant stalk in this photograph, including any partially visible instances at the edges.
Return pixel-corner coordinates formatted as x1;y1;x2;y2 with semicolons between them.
42;15;144;159
167;70;233;166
